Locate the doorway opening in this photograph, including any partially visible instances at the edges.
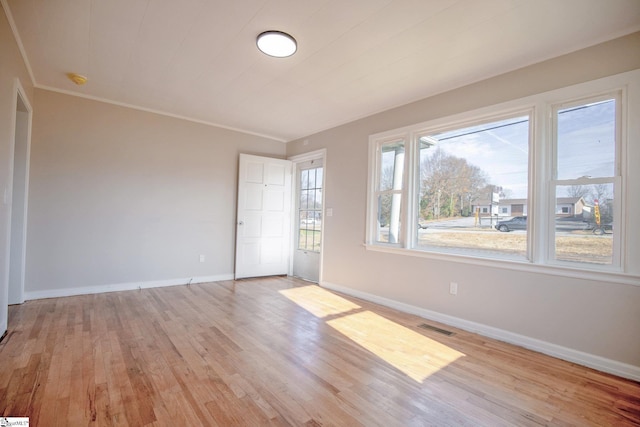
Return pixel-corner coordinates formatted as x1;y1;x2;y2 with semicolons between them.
8;81;32;307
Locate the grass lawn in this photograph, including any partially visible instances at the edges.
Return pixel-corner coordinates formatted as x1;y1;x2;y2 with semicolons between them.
415;230;612;264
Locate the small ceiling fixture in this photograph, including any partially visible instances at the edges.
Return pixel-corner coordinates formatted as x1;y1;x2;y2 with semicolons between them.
67;73;88;85
256;31;297;58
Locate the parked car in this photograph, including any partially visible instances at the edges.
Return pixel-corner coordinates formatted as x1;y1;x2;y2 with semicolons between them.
495;216;527;232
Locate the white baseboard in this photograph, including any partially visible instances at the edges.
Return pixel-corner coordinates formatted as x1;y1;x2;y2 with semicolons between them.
321;280;640;382
24;274;234;301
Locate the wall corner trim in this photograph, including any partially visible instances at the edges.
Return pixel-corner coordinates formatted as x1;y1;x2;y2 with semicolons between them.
24;274;235;301
320;280;640;382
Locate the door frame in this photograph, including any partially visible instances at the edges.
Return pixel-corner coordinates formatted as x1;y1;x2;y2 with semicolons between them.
5;78;32;310
288;149;326;284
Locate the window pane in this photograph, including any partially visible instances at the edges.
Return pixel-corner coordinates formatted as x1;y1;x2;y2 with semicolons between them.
312;230;321;251
307;168;316;189
554;183;613;265
300;190;309;210
377;193;402;243
298;166;323;252
306;230;314;250
417;115;529;259
379;141;405;191
298;211;308;250
557;99;615;180
319;189;325;210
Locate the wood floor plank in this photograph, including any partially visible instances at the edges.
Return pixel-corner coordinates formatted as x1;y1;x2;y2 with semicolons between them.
1;276;639;426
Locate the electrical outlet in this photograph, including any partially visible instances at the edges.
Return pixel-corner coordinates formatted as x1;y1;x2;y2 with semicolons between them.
199;254;205;263
449;282;458;295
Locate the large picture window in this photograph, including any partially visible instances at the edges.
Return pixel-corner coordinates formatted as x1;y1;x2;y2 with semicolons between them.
416;114;530;260
366;72;635;277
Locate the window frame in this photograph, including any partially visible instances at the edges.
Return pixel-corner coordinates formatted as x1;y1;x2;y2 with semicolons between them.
367;135;411;248
408;109;534;259
547;91;624;270
365;70;638;284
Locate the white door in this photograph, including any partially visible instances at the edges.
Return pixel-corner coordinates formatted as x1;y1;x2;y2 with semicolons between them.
235;154;292;279
292;159;323;282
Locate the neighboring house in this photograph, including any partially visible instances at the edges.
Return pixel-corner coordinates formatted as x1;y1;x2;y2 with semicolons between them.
471;198;527;218
475;197;584;218
497;198;528;217
555;197;586;217
470;200;494;217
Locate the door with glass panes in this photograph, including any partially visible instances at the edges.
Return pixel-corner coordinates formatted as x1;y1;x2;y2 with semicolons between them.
292;159;323;282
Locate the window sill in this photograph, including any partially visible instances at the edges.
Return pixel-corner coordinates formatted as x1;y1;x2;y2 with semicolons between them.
364;243;639;286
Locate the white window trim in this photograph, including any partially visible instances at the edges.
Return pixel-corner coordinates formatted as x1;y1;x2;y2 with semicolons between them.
366;134;410;248
366;69;640;285
409;107;535;260
547;91;624;272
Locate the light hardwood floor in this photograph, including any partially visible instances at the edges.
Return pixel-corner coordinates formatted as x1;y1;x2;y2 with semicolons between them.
1;276;638;426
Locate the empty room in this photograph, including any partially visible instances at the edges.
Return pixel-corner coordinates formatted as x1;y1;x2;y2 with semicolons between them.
1;0;639;425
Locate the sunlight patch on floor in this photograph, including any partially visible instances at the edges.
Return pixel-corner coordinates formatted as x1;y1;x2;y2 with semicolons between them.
327;311;465;382
279;285;361;318
280;285;465;383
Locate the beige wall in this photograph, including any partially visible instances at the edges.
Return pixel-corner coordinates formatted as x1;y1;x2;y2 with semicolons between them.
0;4;33;333
26;89;285;294
287;33;640;370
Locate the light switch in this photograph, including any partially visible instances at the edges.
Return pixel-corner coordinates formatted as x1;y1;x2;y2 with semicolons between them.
326;208;333;217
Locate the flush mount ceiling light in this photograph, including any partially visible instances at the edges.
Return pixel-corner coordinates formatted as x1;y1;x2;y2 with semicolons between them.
256;31;297;58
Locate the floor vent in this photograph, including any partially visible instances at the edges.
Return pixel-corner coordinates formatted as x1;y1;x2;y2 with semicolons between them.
418;323;455;336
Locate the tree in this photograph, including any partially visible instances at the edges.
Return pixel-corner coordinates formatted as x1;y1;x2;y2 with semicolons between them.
591;183;611;204
378;165;395;226
380;165;394;190
500;188;514;199
567;184;590;199
419;147;488;219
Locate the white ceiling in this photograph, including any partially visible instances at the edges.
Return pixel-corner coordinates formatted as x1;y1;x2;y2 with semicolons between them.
4;0;640;142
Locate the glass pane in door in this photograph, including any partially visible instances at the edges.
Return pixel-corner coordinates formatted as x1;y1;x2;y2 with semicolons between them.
298;166;323;252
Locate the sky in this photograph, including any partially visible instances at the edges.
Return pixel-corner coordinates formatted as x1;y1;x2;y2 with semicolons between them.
423;99;616;199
